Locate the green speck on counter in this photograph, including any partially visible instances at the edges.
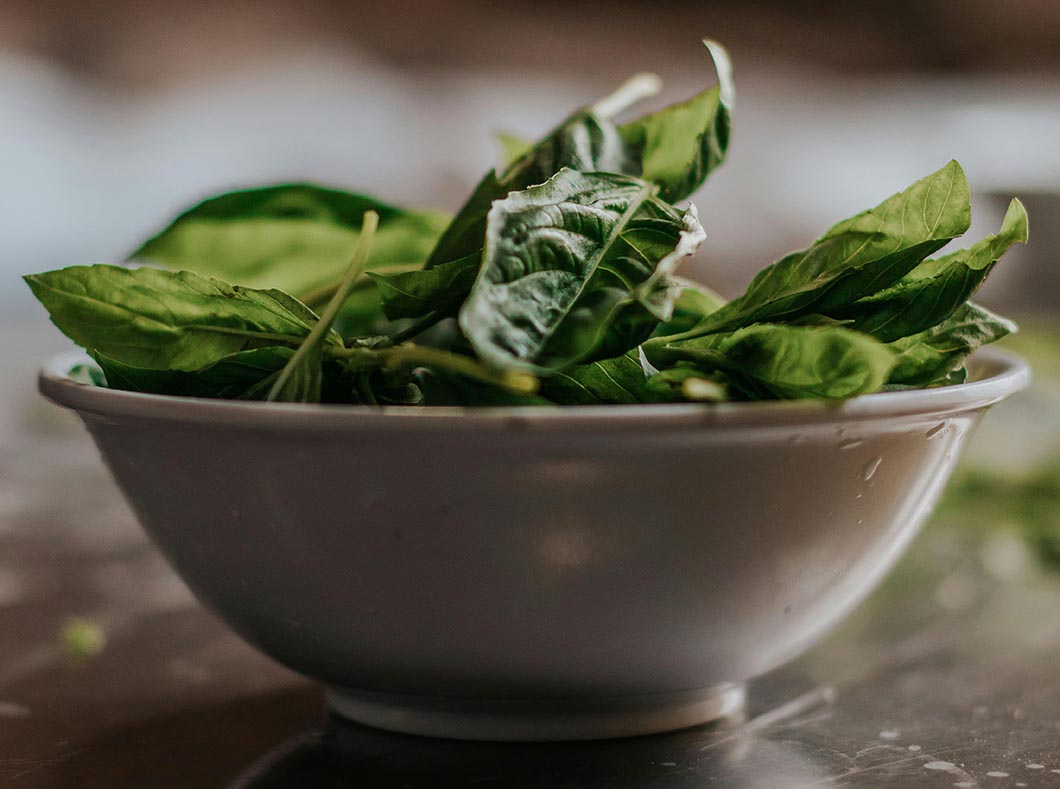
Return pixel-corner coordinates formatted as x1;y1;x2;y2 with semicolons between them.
61;617;106;660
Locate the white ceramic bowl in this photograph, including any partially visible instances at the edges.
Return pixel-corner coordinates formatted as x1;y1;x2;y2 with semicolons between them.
40;349;1029;741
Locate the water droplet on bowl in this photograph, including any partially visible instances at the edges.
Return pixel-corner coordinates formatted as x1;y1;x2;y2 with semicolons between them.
861;457;882;481
925;422;947;438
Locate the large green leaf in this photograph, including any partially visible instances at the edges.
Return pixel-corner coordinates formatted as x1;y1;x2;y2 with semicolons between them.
653;323;895;399
129;184;449;304
886;302;1017;386
618;39;733;203
677;160;971;337
831;198;1028;341
459;169;705;373
24;265;332;370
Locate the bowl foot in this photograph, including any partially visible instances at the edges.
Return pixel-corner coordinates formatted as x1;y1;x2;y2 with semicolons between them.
326;683;746;741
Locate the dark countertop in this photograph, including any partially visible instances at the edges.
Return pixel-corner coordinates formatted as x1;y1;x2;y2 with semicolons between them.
2;322;1059;788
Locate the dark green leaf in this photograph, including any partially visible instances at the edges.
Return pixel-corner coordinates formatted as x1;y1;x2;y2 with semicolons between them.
539;349;656;404
93;347;294;399
368;253;480;320
886;302;1017;386
683;160;972;336
459;169;705;373
129;184;448;313
618;39;733;202
24;265;331;370
830;198;1028;341
653;323;895;399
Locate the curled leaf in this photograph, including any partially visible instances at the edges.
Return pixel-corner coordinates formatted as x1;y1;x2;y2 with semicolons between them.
618;39;734;202
459;169;705;373
886;302;1017;386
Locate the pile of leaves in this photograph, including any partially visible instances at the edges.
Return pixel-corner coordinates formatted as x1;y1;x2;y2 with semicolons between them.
25;41;1028;406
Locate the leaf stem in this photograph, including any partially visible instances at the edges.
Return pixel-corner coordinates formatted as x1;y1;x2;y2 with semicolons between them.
268;211;380;401
328;343;538;396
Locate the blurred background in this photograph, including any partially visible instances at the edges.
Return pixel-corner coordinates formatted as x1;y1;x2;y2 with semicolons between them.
3;0;1060;305
2;2;1060;782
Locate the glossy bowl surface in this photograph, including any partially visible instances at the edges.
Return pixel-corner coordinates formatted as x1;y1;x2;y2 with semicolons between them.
40;350;1029;740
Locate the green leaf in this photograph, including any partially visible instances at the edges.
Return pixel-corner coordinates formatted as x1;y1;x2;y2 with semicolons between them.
539;349;656;404
268;211;379;402
426;45;730;270
886;302;1017;386
679;160;972;337
24;265;330;370
129;184;449;306
459;169;705;373
368;253;480;320
93;347;294;399
654;323;895;399
830;198;1028;341
618;39;733;202
426;114;633;268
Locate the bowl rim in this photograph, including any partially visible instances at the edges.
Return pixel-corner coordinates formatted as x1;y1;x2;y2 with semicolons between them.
39;348;1030;433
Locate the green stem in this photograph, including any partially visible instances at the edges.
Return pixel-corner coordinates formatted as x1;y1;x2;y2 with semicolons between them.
328;343;537;395
268;211;380;401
